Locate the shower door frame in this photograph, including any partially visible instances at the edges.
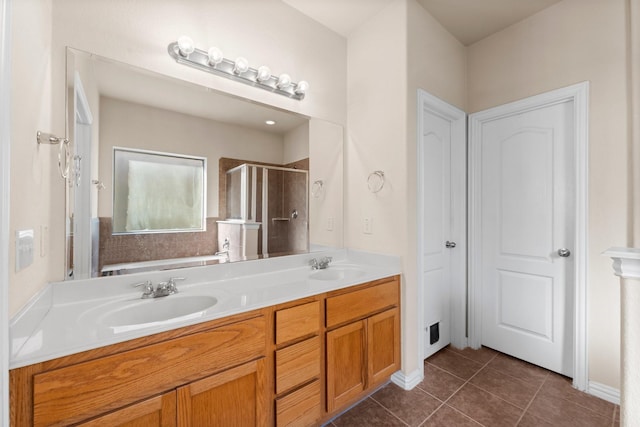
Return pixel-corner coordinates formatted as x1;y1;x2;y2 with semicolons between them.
225;163;309;256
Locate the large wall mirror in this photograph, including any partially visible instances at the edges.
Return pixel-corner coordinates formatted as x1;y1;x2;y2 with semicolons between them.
65;48;343;280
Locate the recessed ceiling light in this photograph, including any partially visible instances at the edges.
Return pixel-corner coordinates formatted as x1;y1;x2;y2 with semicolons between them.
265;120;276;126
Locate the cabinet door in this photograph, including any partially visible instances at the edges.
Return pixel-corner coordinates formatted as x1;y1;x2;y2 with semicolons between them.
78;392;176;427
177;359;268;427
326;320;366;412
367;308;400;387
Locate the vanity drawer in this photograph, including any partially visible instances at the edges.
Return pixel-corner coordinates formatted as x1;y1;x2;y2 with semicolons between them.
275;301;320;345
275;379;321;427
275;336;321;394
326;277;399;328
32;315;265;427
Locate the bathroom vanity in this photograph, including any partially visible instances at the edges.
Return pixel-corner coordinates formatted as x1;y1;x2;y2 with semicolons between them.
9;250;401;426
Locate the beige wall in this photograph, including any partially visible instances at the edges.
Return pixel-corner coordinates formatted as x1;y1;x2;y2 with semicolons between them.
9;0;57;317
283;122;310;164
9;0;347;316
309;119;343;248
346;0;407;255
346;0;467;376
467;0;627;389
99;97;285;218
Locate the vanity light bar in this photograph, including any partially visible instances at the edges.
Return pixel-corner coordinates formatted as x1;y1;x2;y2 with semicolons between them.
167;38;308;100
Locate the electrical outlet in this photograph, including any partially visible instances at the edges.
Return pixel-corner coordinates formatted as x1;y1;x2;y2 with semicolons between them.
363;217;373;234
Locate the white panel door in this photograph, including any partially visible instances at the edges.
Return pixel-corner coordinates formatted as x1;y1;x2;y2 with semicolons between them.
476;100;575;376
418;90;466;359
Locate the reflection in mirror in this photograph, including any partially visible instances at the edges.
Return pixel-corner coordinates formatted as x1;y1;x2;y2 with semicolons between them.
112;148;206;234
220;163;308;263
65;48;341;280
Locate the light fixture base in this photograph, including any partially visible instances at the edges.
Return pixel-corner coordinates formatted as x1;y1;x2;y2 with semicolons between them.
168;42;306;100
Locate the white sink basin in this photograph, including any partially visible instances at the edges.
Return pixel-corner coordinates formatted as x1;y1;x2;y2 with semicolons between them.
309;265;366;281
96;295;218;333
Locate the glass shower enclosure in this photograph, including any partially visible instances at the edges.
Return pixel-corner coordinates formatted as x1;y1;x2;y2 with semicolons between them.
220;163;308;261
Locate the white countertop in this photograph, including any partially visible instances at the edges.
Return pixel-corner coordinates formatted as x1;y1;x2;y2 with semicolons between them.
9;249;401;369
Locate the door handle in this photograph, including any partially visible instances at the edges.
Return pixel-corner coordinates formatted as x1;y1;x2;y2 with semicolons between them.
445;241;456;249
557;248;571;257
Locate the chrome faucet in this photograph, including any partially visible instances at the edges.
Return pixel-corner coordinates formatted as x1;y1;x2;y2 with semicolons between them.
309;256;332;270
133;277;185;299
215;237;230;259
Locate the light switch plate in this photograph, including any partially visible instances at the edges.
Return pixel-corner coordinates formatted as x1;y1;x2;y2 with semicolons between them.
16;229;34;272
326;217;334;231
363;217;373;234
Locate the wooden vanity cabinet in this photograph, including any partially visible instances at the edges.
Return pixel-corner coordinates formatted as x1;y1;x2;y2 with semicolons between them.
325;276;401;414
10;275;401;427
10;311;268;427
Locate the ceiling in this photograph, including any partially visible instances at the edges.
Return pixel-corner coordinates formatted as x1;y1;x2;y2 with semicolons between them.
283;0;562;45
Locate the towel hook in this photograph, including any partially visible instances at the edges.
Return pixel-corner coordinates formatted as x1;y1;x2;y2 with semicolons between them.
367;170;385;193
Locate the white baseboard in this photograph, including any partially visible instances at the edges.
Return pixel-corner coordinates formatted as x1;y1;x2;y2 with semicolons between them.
391;368;423;391
588;381;620;405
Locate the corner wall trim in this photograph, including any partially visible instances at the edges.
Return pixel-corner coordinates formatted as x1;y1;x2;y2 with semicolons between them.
391;368;423;391
588;381;621;405
0;0;11;426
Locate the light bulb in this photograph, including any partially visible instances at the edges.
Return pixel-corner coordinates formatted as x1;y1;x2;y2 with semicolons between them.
295;80;309;95
177;36;195;57
233;57;249;74
265;120;276;126
277;73;292;89
207;47;223;65
256;66;271;82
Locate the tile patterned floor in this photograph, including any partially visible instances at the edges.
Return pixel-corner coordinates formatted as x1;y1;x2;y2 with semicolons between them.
328;346;619;427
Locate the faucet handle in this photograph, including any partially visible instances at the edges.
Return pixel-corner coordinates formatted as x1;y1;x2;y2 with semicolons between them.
132;280;152;289
132;280;154;297
166;277;185;294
